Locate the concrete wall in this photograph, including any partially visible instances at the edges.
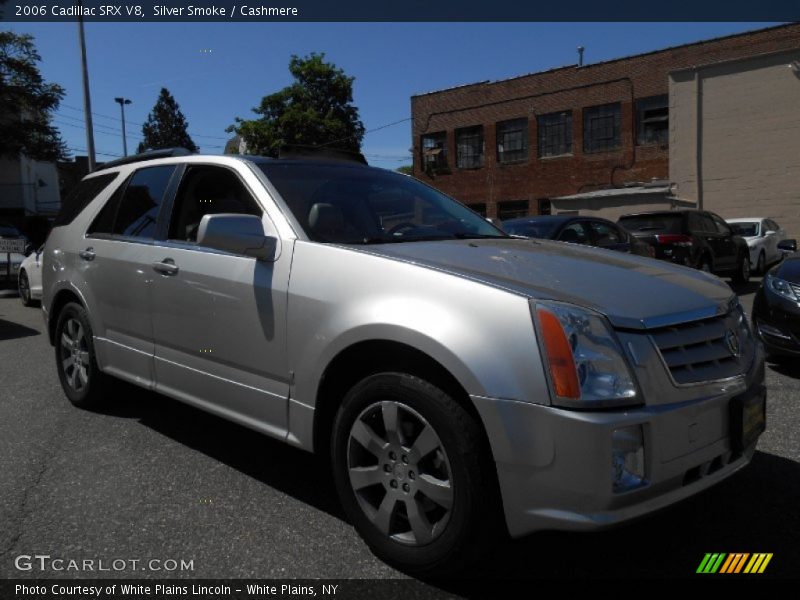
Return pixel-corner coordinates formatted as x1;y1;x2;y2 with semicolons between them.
670;49;800;236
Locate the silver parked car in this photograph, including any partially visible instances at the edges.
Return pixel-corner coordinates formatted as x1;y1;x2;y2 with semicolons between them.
42;149;766;573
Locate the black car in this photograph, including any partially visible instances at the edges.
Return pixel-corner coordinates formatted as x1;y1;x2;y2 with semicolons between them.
618;210;750;283
752;240;800;358
502;215;653;257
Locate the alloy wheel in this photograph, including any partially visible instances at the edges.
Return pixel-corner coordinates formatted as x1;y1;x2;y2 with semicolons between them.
346;400;454;546
60;318;90;391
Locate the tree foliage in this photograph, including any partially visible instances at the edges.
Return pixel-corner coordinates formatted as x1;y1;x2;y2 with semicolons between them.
230;53;365;157
0;31;67;161
137;88;198;153
396;165;413;175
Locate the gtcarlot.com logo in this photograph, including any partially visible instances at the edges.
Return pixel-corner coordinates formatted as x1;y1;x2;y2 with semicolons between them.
14;554;194;573
696;553;773;574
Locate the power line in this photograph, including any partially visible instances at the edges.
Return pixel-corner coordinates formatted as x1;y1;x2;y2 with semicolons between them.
60;103;229;140
54;116;224;150
318;117;411;148
67;146;122;158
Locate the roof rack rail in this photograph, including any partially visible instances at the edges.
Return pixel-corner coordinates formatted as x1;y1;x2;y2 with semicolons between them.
278;144;368;166
93;148;194;172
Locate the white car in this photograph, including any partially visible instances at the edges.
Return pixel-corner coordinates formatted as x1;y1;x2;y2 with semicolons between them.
18;245;44;306
726;217;787;274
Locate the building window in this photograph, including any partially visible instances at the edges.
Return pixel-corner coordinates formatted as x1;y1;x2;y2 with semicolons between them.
583;103;621;153
456;126;484;169
497;200;529;220
496;118;528;163
636;95;668;146
421;132;448;171
538;199;551;215
537;111;572;157
468;203;487;217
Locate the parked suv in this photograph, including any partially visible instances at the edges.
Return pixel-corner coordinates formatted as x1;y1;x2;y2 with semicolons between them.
619;210;751;283
43;150;765;573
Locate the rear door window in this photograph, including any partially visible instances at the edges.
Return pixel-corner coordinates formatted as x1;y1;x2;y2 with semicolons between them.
619;214;683;234
557;222;590;244
589;221;624;247
113;166;176;239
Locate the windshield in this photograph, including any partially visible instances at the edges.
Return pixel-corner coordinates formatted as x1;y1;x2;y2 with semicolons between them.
618;214;682;234
0;225;22;237
503;219;563;239
729;222;759;237
258;163;507;243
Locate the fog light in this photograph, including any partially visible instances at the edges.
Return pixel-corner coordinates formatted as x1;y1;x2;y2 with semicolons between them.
612;425;646;493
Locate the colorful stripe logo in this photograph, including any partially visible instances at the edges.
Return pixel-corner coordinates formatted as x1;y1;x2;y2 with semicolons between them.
697;553;773;574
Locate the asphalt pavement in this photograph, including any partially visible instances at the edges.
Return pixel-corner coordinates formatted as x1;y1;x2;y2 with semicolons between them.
0;278;798;586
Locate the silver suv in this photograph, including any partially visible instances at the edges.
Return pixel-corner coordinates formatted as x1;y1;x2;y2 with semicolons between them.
43;149;765;573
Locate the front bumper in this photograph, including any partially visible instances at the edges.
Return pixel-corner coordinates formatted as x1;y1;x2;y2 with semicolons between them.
472;354;765;538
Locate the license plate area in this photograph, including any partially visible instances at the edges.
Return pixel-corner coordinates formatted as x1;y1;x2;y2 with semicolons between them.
729;387;766;453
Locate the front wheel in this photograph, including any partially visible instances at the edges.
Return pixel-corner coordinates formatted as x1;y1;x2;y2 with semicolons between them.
331;373;500;574
733;253;751;284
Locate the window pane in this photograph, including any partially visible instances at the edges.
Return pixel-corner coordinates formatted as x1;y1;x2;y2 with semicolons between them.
590;221;622;247
636;95;669;146
169;166;262;242
538;111;573;157
583;103;621;153
497;118;528;163
421;132;448;170
497;200;528;220
558;222;590;244
87;178;127;236
456;126;484;169
54;173;118;228
113;166;175;239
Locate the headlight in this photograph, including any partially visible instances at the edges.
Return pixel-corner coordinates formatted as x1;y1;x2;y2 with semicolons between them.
766;274;799;303
532;300;640;408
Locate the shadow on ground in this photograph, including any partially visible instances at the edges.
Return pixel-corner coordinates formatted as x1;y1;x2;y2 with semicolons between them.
0;317;41;341
96;384;799;583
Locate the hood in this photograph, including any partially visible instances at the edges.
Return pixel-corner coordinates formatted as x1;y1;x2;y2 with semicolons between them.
770;255;800;283
347;238;734;330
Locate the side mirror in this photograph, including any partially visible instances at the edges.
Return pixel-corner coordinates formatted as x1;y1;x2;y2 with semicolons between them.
777;239;797;252
196;214;279;261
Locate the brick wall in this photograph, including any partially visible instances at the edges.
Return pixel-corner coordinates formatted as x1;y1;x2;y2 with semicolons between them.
411;23;800;219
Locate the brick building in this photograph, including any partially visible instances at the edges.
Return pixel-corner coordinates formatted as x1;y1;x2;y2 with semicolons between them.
410;23;800;220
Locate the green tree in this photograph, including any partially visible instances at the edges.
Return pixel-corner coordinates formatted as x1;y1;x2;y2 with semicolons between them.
230;53;365;157
0;31;67;161
396;165;413;175
137;88;198;153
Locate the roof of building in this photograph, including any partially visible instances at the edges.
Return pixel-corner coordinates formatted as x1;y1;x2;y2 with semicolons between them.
412;23;796;99
552;185;672;201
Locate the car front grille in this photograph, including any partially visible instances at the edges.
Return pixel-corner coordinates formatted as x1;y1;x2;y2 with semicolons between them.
648;310;752;385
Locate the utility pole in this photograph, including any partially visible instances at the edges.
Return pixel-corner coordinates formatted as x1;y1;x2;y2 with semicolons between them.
77;0;96;171
114;97;132;156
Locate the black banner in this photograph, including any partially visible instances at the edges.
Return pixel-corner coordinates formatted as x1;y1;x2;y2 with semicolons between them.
1;0;799;22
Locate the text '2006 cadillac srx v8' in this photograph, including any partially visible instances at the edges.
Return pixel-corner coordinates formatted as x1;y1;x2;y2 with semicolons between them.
43;149;765;573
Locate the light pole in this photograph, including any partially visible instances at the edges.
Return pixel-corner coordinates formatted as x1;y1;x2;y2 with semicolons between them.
114;97;132;156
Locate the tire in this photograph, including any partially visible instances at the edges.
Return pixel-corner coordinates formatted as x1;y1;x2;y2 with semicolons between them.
331;373;501;575
18;270;33;307
732;253;751;284
54;302;110;409
756;251;765;275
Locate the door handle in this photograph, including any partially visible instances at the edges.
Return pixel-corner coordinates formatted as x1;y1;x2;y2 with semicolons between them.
152;259;179;276
79;248;95;261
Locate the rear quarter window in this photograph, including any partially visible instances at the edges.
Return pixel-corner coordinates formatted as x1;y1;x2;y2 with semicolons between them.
53;173;118;227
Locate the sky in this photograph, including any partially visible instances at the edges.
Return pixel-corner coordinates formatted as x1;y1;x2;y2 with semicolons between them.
6;21;781;170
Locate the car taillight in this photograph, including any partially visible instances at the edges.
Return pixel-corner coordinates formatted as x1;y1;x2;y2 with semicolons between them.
654;234;693;247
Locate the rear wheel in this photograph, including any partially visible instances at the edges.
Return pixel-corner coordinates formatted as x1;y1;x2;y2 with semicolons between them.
331;373;500;574
733;253;751;284
54;302;110;409
18;270;33;306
